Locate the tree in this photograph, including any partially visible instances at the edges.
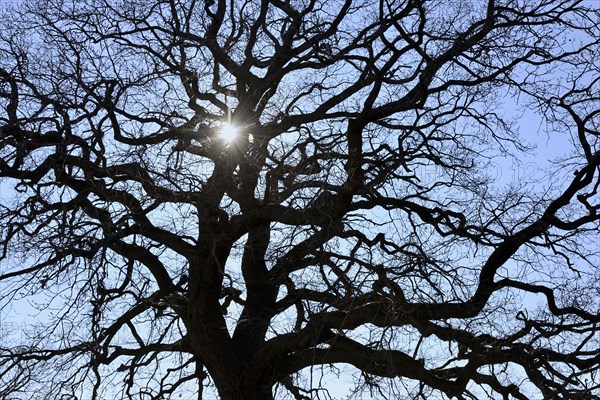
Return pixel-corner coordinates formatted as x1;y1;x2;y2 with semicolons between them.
1;0;599;398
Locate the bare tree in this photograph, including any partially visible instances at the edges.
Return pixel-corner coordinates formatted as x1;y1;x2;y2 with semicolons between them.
1;0;599;399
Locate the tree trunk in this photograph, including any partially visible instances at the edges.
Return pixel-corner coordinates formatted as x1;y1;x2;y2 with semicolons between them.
217;381;274;400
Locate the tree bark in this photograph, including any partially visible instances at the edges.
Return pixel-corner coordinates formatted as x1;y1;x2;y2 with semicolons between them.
217;383;274;400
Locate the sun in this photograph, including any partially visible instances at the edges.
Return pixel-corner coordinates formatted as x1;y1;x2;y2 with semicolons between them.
219;122;239;142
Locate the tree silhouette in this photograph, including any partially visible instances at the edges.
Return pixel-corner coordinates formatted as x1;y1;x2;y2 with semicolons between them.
1;1;599;399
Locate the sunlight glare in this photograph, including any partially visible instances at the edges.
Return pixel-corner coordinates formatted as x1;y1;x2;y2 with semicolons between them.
219;122;239;142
